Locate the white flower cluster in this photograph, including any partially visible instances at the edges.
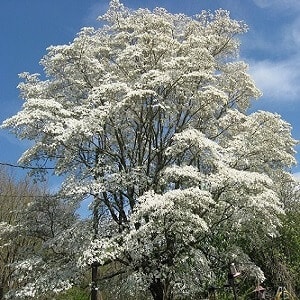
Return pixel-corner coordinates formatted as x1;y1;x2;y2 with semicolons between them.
1;0;298;298
79;237;123;267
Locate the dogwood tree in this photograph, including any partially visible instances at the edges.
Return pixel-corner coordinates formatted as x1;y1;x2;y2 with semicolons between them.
2;1;297;299
0;169;82;300
4;195;88;300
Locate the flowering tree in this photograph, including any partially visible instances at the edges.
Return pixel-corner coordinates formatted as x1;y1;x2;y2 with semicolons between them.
0;169;39;300
0;169;81;300
248;175;300;297
0;170;84;300
4;195;88;300
2;1;297;299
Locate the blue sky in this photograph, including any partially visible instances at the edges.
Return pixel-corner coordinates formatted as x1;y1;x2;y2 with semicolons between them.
1;0;300;183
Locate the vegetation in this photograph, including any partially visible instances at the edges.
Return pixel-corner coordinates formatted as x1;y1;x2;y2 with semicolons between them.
0;168;45;299
1;1;299;299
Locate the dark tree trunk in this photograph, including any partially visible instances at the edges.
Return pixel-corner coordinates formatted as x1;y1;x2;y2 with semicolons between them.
149;278;173;300
91;263;99;300
0;286;3;300
150;280;164;300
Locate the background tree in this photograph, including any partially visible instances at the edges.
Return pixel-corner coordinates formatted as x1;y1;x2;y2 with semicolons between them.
2;1;297;299
4;192;87;300
246;174;300;298
0;167;44;299
278;178;300;296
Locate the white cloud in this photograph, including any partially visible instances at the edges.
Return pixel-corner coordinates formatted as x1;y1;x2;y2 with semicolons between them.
241;33;279;56
249;58;300;102
82;2;109;27
244;11;300;103
293;172;300;181
252;0;272;8
282;17;300;52
252;0;300;10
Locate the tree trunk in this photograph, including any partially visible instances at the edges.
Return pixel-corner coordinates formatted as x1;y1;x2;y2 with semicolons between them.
150;280;164;300
149;278;173;300
91;263;99;300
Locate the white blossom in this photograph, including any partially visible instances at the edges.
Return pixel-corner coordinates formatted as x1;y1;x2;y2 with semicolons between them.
1;1;298;298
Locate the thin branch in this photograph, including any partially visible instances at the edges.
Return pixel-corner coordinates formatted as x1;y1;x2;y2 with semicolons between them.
0;162;55;170
99;269;127;282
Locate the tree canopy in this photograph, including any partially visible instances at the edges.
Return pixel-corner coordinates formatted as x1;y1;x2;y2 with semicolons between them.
2;1;298;299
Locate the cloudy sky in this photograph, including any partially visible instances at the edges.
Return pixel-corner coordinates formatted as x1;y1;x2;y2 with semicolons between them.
0;0;300;181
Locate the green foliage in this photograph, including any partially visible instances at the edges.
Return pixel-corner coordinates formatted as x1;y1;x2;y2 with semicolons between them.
276;209;300;296
55;286;89;300
1;1;299;299
0;167;46;299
